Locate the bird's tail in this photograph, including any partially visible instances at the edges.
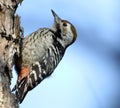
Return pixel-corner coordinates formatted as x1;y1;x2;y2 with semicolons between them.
12;77;29;104
12;62;48;103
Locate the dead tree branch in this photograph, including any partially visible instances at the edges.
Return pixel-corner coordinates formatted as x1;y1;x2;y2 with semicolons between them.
0;0;23;108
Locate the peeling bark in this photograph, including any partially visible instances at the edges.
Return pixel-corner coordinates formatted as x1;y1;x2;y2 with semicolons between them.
0;0;23;108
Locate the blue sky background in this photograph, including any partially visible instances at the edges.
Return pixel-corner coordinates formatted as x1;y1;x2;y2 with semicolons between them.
11;0;120;108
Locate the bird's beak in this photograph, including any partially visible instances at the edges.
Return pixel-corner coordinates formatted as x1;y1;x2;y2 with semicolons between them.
51;9;61;24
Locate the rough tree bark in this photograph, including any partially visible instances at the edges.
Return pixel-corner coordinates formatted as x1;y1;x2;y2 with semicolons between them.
0;0;23;108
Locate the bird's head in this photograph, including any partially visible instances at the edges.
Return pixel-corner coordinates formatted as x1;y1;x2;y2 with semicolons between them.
51;10;77;47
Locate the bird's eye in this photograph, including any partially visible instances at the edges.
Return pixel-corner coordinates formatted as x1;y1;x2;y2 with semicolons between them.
63;23;67;27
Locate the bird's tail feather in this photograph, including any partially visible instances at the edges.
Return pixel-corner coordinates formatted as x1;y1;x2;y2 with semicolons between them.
12;78;29;104
12;62;48;103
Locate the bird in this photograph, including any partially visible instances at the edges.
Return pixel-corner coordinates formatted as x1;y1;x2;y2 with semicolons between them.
12;9;77;104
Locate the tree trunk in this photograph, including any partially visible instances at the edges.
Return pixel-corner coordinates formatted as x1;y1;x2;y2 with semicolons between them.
0;0;23;108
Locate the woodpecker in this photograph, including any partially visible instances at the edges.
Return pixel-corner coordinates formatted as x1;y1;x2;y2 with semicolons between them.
12;10;77;103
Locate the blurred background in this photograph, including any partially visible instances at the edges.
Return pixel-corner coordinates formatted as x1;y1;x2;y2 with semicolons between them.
11;0;120;108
